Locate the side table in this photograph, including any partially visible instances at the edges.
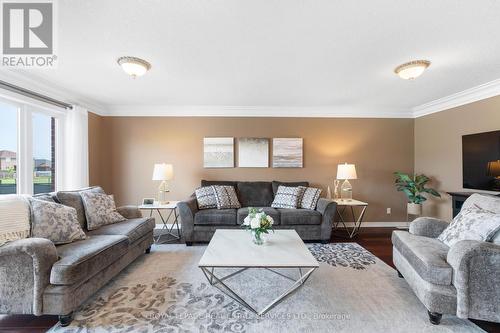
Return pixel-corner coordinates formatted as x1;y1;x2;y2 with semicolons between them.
139;201;181;243
332;199;368;238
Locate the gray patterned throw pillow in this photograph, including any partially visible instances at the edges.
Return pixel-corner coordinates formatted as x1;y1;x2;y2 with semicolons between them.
195;186;217;209
80;192;126;231
271;186;306;209
29;198;86;244
438;205;500;247
299;186;322;210
212;185;241;209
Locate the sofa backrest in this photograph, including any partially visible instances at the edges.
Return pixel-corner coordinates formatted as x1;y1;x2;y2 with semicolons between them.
200;180;310;207
272;181;309;195
201;180;237;188
237;182;274;207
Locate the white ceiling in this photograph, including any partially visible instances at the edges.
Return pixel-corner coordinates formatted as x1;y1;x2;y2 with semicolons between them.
2;0;500;117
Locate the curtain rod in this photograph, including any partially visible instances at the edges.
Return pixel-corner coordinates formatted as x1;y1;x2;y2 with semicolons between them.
0;79;73;110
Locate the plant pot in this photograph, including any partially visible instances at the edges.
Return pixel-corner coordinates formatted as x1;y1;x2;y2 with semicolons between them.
407;203;422;216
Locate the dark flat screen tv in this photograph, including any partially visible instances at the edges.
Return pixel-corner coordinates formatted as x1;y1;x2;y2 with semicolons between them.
462;130;500;191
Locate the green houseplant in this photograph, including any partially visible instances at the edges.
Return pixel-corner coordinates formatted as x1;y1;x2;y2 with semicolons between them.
394;172;441;215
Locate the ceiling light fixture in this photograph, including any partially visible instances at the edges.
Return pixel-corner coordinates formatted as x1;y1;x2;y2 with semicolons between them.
394;60;431;80
117;56;151;78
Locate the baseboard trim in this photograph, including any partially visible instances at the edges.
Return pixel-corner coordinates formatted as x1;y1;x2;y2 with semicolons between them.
154;222;409;229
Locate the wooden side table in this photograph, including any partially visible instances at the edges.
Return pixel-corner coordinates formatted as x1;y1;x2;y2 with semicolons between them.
139;201;181;243
332;199;368;238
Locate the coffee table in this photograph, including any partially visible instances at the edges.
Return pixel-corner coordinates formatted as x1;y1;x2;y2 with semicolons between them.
198;229;319;315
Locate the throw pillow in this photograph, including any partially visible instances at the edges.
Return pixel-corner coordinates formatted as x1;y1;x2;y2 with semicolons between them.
29;198;86;244
0;195;30;246
80;192;126;231
195;186;217;209
271;186;306;209
212;185;241;209
437;205;500;247
299;186;322;210
57;186;105;229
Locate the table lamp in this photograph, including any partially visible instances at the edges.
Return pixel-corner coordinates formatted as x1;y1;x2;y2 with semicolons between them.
152;163;173;204
337;163;357;201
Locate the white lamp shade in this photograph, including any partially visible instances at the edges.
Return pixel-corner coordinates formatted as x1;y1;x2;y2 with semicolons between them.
152;163;173;181
337;163;357;180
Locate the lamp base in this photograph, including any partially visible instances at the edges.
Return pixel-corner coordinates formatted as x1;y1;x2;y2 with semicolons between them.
340;179;352;201
157;181;170;204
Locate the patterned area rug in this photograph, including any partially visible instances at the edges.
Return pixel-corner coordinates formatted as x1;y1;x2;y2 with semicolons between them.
48;243;484;333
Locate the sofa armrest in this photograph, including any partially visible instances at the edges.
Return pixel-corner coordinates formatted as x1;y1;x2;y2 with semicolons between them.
0;238;58;315
409;217;449;238
316;198;337;241
117;205;143;219
447;240;500;321
178;194;199;243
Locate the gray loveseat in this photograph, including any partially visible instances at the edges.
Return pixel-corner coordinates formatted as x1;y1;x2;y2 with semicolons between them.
0;187;155;327
178;180;337;245
392;194;500;325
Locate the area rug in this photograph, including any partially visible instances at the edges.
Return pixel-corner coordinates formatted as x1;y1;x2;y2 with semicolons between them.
48;243;484;333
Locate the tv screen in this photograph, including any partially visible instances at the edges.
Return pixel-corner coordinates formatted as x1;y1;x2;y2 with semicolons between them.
462;130;500;191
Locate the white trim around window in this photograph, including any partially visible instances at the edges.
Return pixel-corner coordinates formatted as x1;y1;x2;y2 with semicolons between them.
0;95;66;195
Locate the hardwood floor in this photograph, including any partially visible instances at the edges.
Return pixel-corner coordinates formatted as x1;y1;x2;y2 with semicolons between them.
1;227;498;333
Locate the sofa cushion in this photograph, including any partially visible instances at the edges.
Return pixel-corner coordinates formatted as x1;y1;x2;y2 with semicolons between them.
272;181;309;195
392;230;452;285
279;208;322;225
51;235;128;285
237;182;274;207
194;209;237;226
86;218;155;244
271;186;306;209
56;187;104;229
195;186;217;209
299;187;322;210
461;193;500;214
33;192;60;203
237;207;281;225
212;185;241;209
438;205;500;247
29;198;86;245
80;192;126;230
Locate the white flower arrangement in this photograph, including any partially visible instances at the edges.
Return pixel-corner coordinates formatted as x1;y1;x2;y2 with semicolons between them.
242;208;274;244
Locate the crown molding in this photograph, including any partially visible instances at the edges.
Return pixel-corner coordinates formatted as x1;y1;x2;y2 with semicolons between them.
0;70;109;115
413;78;500;118
105;105;413;118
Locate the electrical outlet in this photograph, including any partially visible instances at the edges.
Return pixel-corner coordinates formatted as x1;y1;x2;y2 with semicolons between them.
386;208;392;215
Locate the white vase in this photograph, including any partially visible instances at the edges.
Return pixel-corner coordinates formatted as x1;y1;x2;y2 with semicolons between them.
407;203;422;215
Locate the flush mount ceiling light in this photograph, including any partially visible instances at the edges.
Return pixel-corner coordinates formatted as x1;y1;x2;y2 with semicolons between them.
394;60;431;80
117;56;151;78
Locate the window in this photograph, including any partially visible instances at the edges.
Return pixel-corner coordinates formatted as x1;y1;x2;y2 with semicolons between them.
0;101;18;194
0;97;62;195
33;112;56;194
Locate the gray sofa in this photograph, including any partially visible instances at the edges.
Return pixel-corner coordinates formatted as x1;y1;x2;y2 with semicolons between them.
392;194;500;325
178;180;337;245
0;187;155;327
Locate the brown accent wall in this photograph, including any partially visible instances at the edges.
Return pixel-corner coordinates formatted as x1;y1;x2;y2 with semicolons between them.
88;112;112;192
415;95;500;220
89;116;414;223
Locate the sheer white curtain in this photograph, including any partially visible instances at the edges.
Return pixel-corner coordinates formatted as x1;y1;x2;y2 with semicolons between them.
62;105;89;190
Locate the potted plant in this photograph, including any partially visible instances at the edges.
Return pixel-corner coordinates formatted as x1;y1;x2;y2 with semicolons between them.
394;172;441;215
242;207;274;245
